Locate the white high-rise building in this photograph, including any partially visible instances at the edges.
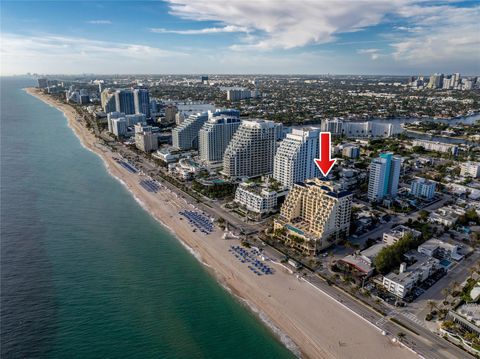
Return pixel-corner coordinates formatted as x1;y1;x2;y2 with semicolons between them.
368;153;401;202
223;119;276;179
107;112;146;136
321;119;343;136
234;182;278;214
198;110;241;165
173;109;238;151
107;111;125;133
111;118;127;137
273;128;320;189
172;112;209;150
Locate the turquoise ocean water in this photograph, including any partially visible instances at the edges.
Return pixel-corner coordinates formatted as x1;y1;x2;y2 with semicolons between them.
0;77;294;359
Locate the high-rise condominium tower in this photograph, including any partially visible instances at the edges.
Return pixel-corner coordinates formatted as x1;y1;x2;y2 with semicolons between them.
222;119;276;179
172;109;238;151
273;128;320;189
368;153;401;202
274;179;352;255
115;89;135;115
101;89;117;113
133;89;150;117
198;111;241;165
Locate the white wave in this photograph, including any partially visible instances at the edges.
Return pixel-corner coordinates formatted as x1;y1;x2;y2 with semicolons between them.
229;289;302;358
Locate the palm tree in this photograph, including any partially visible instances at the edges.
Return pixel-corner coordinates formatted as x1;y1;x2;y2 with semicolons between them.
441;320;456;331
427;300;437;312
441;287;451;301
468;266;476;276
450;281;460;295
328;251;334;268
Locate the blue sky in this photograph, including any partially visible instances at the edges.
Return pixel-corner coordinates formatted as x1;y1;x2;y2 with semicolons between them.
1;0;479;75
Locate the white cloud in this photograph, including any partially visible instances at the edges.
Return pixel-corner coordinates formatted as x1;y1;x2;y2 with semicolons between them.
358;48;383;60
391;5;480;70
166;0;409;50
0;33;187;75
87;20;112;25
150;25;248;34
393;26;422;33
165;0;479;72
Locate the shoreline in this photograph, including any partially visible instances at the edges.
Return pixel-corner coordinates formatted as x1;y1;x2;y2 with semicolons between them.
25;87;417;359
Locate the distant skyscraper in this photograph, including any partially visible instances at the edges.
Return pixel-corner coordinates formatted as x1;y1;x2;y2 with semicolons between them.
427;73;444;89
37;78;48;89
368;153;401;202
133;88;150;117
198;110;241;165
321;118;343;136
164;105;177;123
115;89;135;115
442;77;452;90
452;73;461;89
101;89;116;113
223;119;276;179
273;128;320;189
226;89;254;101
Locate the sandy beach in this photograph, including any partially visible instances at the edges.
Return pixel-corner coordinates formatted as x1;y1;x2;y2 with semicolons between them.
25;87;417;359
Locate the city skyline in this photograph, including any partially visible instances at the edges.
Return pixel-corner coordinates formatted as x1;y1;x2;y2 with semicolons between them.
1;0;479;76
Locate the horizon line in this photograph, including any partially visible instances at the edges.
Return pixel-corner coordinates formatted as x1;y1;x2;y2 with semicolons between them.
3;73;480;77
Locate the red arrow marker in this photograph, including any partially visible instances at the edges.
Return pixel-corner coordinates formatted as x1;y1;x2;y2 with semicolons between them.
314;132;336;177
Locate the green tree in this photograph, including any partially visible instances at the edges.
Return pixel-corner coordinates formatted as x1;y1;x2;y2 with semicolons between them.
374;232;416;274
419;210;429;222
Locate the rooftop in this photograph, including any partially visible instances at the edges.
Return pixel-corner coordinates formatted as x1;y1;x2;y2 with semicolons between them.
385;252;439;285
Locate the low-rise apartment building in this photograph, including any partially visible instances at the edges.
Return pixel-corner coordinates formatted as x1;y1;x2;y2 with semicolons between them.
382;253;439;298
383;225;422;246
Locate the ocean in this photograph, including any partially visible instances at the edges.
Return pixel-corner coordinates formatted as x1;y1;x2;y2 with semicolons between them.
0;77;294;359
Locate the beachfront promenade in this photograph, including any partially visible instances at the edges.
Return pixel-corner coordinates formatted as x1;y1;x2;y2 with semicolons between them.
26;88;473;359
